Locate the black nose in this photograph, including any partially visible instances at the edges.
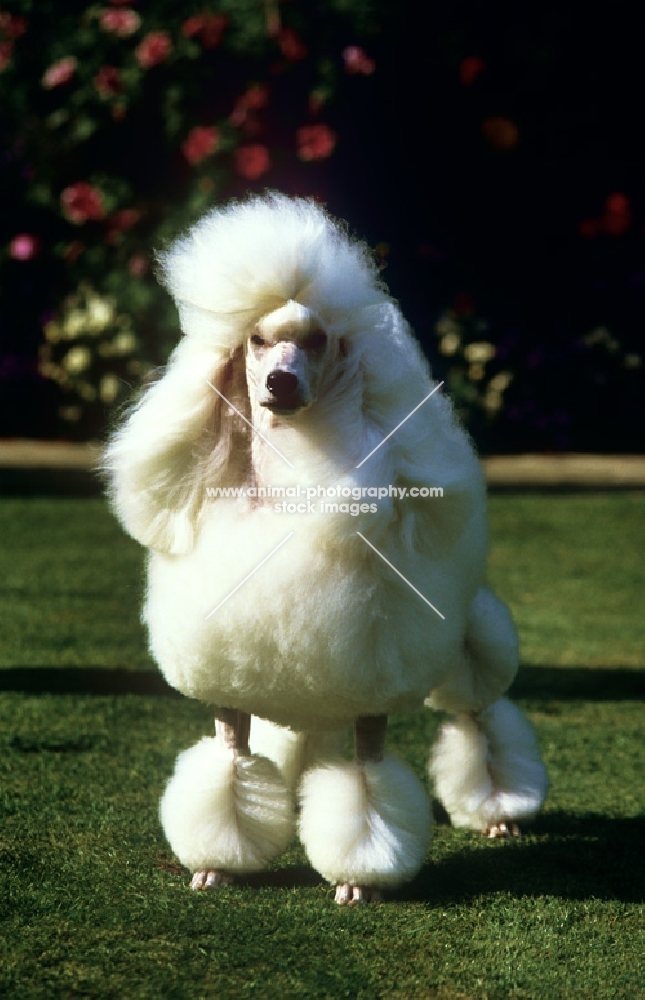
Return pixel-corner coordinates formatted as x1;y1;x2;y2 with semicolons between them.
266;370;298;399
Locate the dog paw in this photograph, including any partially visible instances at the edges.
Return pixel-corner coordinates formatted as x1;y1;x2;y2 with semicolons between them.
484;822;521;840
334;883;383;906
190;869;235;890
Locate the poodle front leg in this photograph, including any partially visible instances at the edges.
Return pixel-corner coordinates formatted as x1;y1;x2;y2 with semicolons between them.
335;715;387;905
160;707;296;890
189;708;250;889
299;715;432;905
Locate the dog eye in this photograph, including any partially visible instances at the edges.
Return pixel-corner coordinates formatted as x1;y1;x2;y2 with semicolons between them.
250;333;266;347
303;331;327;350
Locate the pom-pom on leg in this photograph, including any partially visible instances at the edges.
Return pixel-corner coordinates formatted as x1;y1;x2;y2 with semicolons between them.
299;716;432;901
429;697;548;833
160;709;295;883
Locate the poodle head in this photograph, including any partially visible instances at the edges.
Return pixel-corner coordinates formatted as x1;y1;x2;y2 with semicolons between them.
104;193;435;555
247;300;332;416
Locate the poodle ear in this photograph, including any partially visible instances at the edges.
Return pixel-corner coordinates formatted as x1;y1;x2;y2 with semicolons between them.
102;339;249;555
356;303;487;552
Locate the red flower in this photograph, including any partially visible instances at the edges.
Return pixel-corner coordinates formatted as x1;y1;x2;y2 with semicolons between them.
0;12;27;38
277;27;306;62
602;192;631;236
182;13;227;48
8;233;40;260
296;124;337;161
105;208;141;244
63;240;85;263
234;144;270;180
243;83;269;111
94;65;122;97
100;8;141;36
229;84;269;126
135;31;172;68
182;126;220;165
459;56;486;86
60;183;106;225
342;46;375;75
41;56;77;89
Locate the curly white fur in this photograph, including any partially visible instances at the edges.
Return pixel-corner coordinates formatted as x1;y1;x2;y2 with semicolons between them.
104;193;547;890
299;754;432;887
160;738;295;872
429;698;549;830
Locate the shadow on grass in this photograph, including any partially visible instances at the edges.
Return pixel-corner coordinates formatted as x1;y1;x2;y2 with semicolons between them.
510;665;645;700
399;811;645;906
0;666;181;697
0;664;643;699
155;811;645;905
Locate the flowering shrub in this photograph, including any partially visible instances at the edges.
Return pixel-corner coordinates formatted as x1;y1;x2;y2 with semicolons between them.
0;0;379;437
39;283;145;432
2;2;643;450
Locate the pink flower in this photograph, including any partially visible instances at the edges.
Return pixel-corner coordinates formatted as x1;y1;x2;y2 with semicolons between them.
128;253;148;276
342;46;375;75
108;0;137;4
459;56;486;86
135;31;172;68
296;124;337;161
182;126;220;165
41;56;77;89
8;233;40;260
234;144;270;180
94;65;122;97
60;182;106;224
99;9;141;37
182;13;227;48
277;27;306;62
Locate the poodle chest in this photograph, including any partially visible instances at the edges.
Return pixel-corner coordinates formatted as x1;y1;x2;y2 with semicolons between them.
143;508;468;730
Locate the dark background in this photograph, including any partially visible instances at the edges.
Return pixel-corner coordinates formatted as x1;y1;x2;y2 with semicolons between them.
1;1;644;452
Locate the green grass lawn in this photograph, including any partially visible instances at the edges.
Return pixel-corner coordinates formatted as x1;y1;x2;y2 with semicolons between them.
1;495;644;999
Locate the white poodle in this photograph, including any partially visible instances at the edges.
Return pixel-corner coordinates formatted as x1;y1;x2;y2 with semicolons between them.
104;193;547;904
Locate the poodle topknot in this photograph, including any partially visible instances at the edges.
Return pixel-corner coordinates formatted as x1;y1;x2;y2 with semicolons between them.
157;191;390;348
104;192;547;902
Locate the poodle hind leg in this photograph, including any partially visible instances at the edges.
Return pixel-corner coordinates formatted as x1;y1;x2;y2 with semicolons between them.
160;708;296;889
249;716;346;794
299;715;432;905
429;698;548;836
